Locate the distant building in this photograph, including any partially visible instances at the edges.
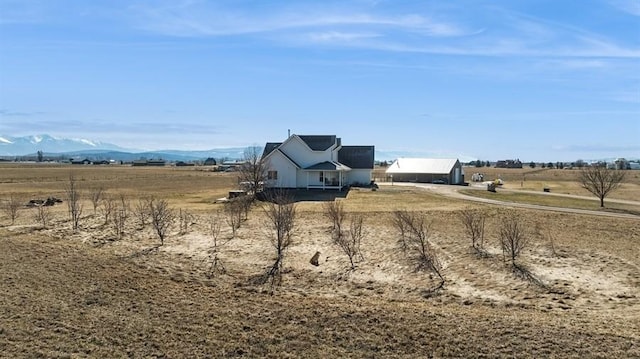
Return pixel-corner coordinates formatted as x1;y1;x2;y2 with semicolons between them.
203;157;217;166
495;159;523;168
132;159;166;167
385;158;464;185
70;158;91;165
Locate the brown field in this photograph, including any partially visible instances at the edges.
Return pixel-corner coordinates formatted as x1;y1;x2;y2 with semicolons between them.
1;163;639;357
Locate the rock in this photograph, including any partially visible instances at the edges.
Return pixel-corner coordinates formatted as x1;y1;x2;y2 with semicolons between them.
310;251;320;266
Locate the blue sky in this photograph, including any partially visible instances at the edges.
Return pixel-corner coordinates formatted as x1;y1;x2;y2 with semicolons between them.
0;0;638;161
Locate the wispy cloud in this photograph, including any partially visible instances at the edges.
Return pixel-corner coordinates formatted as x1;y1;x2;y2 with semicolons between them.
125;1;639;59
608;0;640;16
130;4;471;38
0;109;47;117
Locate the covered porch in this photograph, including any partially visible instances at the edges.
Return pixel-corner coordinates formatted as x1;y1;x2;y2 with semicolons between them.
304;161;351;190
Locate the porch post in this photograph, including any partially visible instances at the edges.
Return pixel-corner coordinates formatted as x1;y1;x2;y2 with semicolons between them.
306;171;309;190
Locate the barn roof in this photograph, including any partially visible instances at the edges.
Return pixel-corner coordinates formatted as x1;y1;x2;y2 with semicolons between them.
385;158;459;174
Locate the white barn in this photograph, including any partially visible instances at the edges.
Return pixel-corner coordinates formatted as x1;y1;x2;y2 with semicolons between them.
262;134;375;190
385;158;464;185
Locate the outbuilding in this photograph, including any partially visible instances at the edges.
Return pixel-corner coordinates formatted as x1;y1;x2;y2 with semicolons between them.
385;158;464;185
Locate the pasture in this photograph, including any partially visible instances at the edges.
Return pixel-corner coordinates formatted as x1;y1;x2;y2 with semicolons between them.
1;163;639;357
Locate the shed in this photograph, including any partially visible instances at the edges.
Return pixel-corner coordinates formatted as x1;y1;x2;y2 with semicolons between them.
385;158;464;184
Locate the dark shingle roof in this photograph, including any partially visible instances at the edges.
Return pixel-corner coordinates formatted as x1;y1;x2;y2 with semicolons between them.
262;142;282;159
338;146;375;169
298;135;336;151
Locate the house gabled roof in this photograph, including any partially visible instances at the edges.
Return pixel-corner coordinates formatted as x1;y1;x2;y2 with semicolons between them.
338;146;375;169
297;135;337;151
262;147;301;168
262;142;282;159
386;158;459;174
305;161;351;171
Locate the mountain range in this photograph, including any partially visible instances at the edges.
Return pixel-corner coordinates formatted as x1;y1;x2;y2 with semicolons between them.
0;134;501;163
0;134;247;161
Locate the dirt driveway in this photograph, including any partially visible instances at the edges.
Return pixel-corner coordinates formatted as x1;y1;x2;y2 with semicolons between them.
379;182;640;220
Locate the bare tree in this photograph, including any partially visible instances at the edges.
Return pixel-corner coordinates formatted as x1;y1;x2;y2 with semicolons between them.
65;174;83;231
224;199;243;237
133;198;150;228
149;198;175;245
393;210;444;292
391;210;412;253
99;197;114;225
499;212;529;266
237;146;268;196
178;208;196;235
237;195;253;220
335;214;366;270
2;194;22;225
323;200;346;238
89;186;105;214
579;165;626;207
457;208;487;254
33;205;52;229
262;190;296;289
118;193;130;220
205;211;230;277
112;206;127;240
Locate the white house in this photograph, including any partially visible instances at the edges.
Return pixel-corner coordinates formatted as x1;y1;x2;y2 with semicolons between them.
385;158;464;185
261;134;375;190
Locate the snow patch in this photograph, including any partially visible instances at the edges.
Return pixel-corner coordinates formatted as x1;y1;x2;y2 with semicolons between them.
0;136;13;144
79;139;97;147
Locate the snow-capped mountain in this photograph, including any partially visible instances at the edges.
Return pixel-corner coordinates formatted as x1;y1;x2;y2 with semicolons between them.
0;134;130;156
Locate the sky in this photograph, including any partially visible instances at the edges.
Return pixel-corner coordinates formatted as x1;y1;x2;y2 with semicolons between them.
0;0;639;162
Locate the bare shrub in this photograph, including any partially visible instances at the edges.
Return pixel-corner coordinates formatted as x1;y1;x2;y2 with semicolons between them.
133;198;150;228
237;195;253;220
499;212;529;266
99;197;114;225
2;194;22;225
323;200;346;237
457;208;487;254
118;193;130;220
33;205;52;229
391;210;412;253
224;199;243;237
89;186;104;214
393;210;444;292
112;207;127;240
65;174;83;231
205;211;230;277
178;208;197;235
335;214;366;270
262;190;296;290
149;198;175;245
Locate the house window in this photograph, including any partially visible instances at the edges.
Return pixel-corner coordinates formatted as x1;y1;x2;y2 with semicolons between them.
319;171;324;182
268;170;278;180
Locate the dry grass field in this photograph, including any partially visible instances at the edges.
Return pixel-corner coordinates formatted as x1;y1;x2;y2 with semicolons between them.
1;163;639;357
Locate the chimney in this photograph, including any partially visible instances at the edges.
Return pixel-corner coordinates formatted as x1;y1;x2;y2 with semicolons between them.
288;129;291;138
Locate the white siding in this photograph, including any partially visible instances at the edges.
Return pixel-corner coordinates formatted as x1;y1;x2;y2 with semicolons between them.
264;152;297;188
347;169;372;185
